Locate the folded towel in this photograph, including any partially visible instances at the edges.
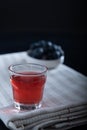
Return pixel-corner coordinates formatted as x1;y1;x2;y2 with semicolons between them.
0;103;87;130
0;52;87;130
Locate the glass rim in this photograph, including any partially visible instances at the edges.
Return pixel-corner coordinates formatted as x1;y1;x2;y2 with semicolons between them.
8;63;48;76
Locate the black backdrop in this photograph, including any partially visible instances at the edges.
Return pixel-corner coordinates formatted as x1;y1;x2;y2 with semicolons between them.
0;0;87;75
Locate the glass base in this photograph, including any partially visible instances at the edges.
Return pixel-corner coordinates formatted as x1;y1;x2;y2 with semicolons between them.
14;101;42;111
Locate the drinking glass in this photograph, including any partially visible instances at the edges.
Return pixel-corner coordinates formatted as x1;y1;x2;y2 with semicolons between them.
8;63;47;110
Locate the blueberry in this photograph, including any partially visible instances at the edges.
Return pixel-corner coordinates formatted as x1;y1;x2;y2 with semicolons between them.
28;48;44;59
44;42;54;53
46;41;53;47
55;50;61;58
29;42;41;50
52;44;60;51
38;40;47;47
46;53;54;59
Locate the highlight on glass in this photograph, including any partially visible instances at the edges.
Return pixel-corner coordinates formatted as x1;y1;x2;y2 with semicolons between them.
8;63;47;110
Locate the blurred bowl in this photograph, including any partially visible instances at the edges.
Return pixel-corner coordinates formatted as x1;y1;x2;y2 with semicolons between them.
26;54;65;69
26;40;65;69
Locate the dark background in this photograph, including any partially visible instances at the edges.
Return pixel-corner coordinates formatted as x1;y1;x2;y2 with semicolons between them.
0;0;87;75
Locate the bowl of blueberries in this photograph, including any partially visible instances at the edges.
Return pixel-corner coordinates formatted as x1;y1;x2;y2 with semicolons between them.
27;40;65;69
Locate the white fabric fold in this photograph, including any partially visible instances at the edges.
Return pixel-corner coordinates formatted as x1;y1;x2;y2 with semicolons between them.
0;52;87;130
0;103;87;130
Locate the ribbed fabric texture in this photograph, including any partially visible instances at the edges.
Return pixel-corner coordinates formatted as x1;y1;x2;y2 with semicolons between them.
0;52;87;130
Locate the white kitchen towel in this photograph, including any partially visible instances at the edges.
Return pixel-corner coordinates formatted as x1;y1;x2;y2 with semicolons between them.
0;52;87;130
0;102;87;130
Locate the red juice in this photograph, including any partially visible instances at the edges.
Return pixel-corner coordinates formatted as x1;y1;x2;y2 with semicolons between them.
10;72;46;104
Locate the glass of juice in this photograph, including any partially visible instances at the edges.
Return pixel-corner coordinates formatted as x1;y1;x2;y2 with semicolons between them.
8;63;47;110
